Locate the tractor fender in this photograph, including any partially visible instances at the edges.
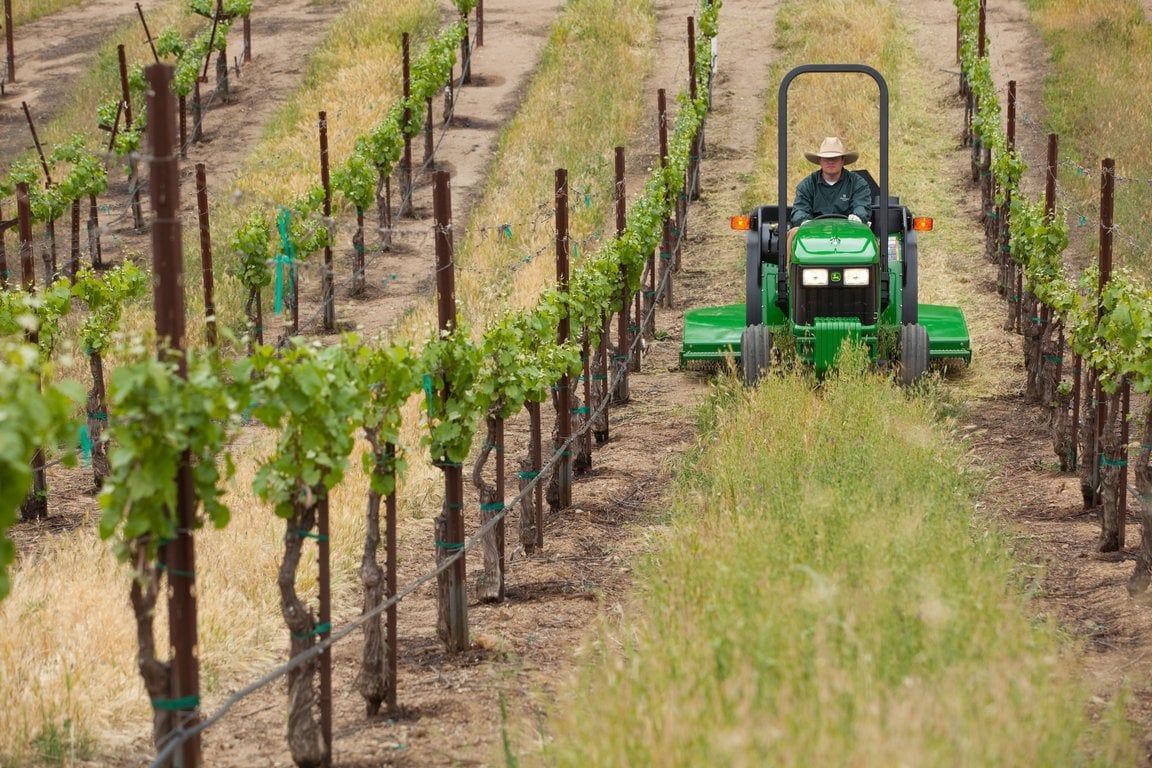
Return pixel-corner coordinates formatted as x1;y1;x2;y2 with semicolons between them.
902;227;919;326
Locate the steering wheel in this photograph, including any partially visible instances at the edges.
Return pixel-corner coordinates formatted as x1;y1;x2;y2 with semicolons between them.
812;213;849;221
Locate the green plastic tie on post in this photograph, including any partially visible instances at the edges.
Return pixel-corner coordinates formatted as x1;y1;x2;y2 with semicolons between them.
436;540;465;550
592;374;608;381
296;530;329;542
422;373;434;417
612;354;628;361
628;325;641;332
151;696;200;711
79;425;92;466
518;471;540;479
502;224;513;238
155;561;195;579
1079;215;1086;226
571;406;590;415
480;501;505;511
659;252;674;260
275;207;297;315
87;411;108;421
291;622;332;640
1100;456;1128;467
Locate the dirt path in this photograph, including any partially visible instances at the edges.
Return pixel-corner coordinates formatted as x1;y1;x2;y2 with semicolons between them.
0;0;171;165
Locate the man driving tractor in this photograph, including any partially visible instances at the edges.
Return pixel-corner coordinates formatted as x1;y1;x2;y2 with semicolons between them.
786;136;872;255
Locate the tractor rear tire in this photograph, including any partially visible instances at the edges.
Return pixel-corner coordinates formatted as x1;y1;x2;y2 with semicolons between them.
898;323;929;386
740;325;772;386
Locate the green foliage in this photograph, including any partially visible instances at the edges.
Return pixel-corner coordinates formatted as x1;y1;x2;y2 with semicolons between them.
331;144;377;213
0;342;83;601
0;279;75;361
354;341;424;496
248;338;366;516
453;0;478;15
50;136;110;204
231;209;273;290
71;263;149;353
421;325;484;464
99;345;246;561
189;0;252;17
478;310;578;420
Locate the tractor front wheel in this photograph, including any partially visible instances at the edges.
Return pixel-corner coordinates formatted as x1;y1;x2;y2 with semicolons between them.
898;323;929;386
740;325;773;386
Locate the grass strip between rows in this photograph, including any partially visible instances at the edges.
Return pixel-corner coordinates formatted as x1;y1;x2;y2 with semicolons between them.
540;357;1134;765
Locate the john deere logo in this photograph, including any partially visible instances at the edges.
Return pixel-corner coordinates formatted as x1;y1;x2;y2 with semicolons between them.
831;272;842;283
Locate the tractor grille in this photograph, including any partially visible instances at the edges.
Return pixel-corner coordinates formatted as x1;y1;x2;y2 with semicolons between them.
794;282;877;326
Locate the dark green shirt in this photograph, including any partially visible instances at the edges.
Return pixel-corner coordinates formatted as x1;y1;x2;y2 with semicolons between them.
790;169;872;227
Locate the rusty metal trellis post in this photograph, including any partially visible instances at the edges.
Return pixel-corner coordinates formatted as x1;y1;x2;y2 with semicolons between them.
1091;158;1116;510
119;45;144;231
320;111;336;332
4;0;13;83
145;62;202;768
195;164;217;346
17;183;46;521
399;34;414;218
613;146;634;395
658;89;673;309
432;170;468;652
555;168;573;510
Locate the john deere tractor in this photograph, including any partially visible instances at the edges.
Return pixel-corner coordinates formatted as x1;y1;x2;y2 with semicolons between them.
680;64;971;384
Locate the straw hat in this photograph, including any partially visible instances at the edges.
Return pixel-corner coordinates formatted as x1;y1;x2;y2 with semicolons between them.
804;136;859;165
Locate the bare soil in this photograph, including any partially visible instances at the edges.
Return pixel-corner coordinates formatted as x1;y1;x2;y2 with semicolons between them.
7;0;1152;765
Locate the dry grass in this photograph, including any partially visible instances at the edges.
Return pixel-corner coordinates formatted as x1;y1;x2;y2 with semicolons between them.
1027;0;1152;274
9;0;85;28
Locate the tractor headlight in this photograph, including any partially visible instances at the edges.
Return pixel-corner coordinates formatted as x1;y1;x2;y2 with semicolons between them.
801;268;829;287
843;268;870;286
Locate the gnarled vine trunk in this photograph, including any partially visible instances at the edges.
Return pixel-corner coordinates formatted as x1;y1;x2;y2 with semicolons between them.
129;544;174;765
352;207;365;295
1126;402;1152;599
87;350;110;488
472;415;505;602
356;427;391;716
375;176;392;252
279;502;327;767
1097;388;1125;553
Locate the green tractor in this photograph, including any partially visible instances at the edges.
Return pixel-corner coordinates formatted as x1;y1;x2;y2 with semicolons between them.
680;64;971;384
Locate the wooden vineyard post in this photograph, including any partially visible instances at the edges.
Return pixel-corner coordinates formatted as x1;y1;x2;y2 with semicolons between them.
243;14;251;62
613;146;633;399
432;170;468;652
194;164;217;346
477;0;483;46
145;63;202;768
1002;80;1017;333
425;97;434;163
553;168;573;511
319;111;336;333
119;46;144;231
17;183;47;522
978;0;986;58
399;34;414;218
657;90;672;310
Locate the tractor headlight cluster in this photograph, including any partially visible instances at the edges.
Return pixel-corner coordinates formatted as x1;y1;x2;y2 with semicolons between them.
843;268;870;286
801;268;829;287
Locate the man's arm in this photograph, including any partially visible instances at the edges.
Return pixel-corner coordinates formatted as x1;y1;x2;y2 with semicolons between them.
848;172;872;221
790;174;815;227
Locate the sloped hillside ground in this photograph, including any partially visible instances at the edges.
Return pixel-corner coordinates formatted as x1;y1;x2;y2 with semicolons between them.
7;0;1152;764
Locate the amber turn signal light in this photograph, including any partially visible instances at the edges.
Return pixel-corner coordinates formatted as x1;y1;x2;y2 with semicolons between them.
912;217;934;231
730;215;751;230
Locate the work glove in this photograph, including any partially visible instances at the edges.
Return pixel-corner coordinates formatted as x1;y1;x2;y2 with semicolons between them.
847;214;862;223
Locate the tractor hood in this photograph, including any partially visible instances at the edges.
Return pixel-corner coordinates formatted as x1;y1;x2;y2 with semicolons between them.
793;220;878;265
